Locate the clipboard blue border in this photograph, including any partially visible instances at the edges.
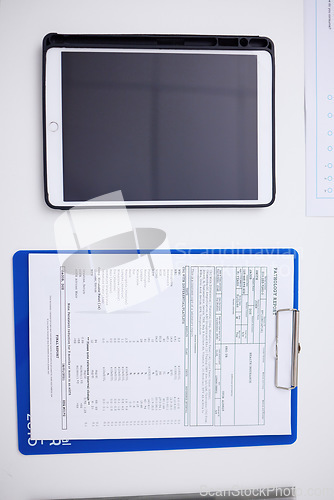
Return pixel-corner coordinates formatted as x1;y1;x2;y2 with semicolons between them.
13;248;298;455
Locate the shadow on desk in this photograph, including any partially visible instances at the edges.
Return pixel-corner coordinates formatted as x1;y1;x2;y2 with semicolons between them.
56;486;296;500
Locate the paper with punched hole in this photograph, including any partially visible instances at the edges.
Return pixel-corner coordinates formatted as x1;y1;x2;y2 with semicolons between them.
305;0;334;215
28;252;294;440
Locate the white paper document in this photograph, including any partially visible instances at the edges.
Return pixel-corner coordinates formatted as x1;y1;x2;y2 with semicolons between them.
305;0;334;215
29;252;294;440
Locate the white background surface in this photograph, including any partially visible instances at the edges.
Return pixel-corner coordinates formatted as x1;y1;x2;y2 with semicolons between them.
0;0;333;499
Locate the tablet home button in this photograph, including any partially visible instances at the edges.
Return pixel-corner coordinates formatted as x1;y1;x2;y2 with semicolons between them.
49;121;59;132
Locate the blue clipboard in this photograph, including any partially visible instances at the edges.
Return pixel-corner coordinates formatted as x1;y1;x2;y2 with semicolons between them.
13;248;299;455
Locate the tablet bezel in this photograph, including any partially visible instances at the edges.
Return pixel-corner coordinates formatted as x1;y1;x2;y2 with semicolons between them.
44;37;275;208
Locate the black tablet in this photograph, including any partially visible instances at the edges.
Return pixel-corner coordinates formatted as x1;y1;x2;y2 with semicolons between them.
43;34;275;208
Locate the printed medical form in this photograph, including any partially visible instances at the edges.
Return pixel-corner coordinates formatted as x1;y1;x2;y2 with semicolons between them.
28;252;294;440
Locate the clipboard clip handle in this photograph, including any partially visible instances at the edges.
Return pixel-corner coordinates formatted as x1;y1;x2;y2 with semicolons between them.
275;308;300;390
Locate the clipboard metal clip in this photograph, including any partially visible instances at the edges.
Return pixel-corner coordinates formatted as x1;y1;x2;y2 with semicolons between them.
275;308;300;390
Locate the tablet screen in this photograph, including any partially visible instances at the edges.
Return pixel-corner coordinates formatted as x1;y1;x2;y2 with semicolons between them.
61;51;258;202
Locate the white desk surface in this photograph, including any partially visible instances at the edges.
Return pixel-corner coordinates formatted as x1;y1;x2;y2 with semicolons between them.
1;1;332;499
